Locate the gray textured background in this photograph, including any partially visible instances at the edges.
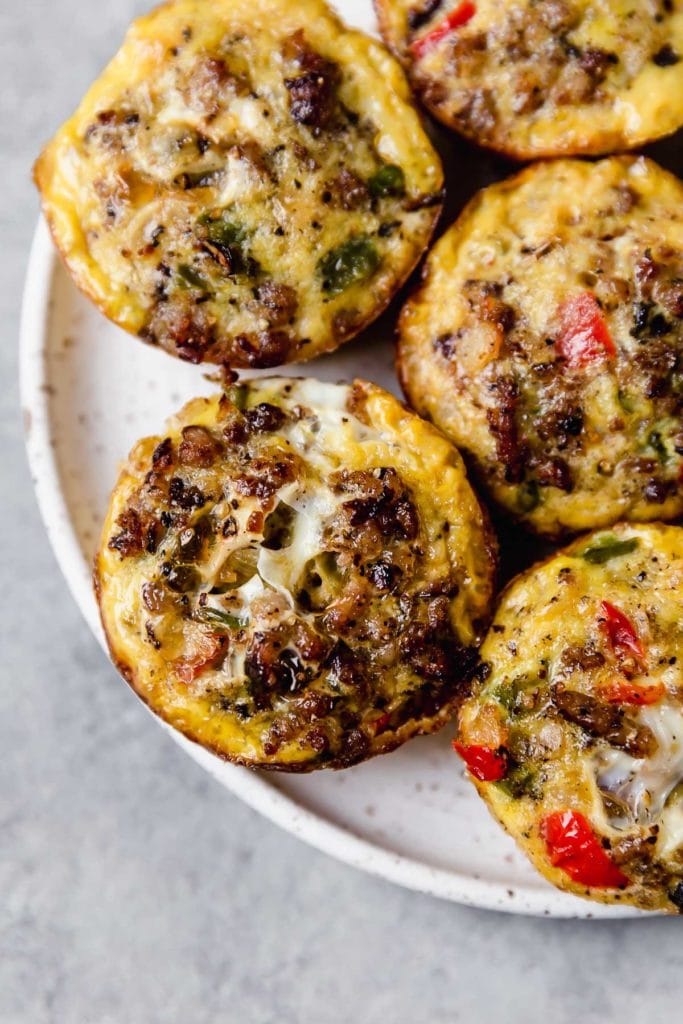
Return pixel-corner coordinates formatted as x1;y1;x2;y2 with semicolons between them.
2;3;681;1022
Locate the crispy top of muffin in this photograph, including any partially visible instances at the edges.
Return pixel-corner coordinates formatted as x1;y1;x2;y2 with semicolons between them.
399;157;683;537
458;522;683;912
35;0;443;367
96;377;496;770
376;0;683;157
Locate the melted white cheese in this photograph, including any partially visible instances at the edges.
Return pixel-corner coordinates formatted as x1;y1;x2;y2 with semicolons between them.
658;800;683;861
256;382;379;603
204;379;382;630
257;488;336;605
595;702;683;838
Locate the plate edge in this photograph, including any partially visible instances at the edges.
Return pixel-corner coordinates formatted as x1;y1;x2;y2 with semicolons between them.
19;217;644;920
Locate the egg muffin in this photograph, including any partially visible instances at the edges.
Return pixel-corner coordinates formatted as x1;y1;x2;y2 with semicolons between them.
375;0;683;159
34;0;443;369
398;156;683;539
95;377;496;771
456;522;683;913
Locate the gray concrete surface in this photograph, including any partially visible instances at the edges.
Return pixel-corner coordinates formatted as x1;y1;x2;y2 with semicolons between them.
1;3;681;1022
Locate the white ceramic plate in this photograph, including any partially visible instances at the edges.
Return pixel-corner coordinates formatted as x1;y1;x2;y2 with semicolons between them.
21;0;641;918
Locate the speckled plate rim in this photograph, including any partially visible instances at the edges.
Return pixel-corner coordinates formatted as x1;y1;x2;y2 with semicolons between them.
21;216;644;919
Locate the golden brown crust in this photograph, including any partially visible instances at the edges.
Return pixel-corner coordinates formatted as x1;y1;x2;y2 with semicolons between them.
34;0;443;368
458;522;683;912
95;377;497;771
398;156;683;539
375;0;683;160
97;604;460;771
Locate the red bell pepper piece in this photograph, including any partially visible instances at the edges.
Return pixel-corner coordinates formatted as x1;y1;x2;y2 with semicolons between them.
410;1;476;60
600;601;646;665
369;712;392;737
540;810;629;889
556;292;616;368
452;740;507;781
602;678;664;706
174;629;224;684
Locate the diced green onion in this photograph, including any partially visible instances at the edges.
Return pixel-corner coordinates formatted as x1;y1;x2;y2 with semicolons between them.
581;536;639;564
368;164;405;198
318;236;380;296
176;263;209;290
197;607;247;630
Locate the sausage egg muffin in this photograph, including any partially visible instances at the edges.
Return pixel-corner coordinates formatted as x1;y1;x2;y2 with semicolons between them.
375;0;683;159
456;523;683;913
398;156;683;538
34;0;443;369
95;378;496;771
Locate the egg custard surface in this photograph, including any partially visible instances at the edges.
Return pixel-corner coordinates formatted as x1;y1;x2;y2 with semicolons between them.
398;156;683;538
457;523;683;913
95;378;496;771
376;0;683;157
35;0;443;368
